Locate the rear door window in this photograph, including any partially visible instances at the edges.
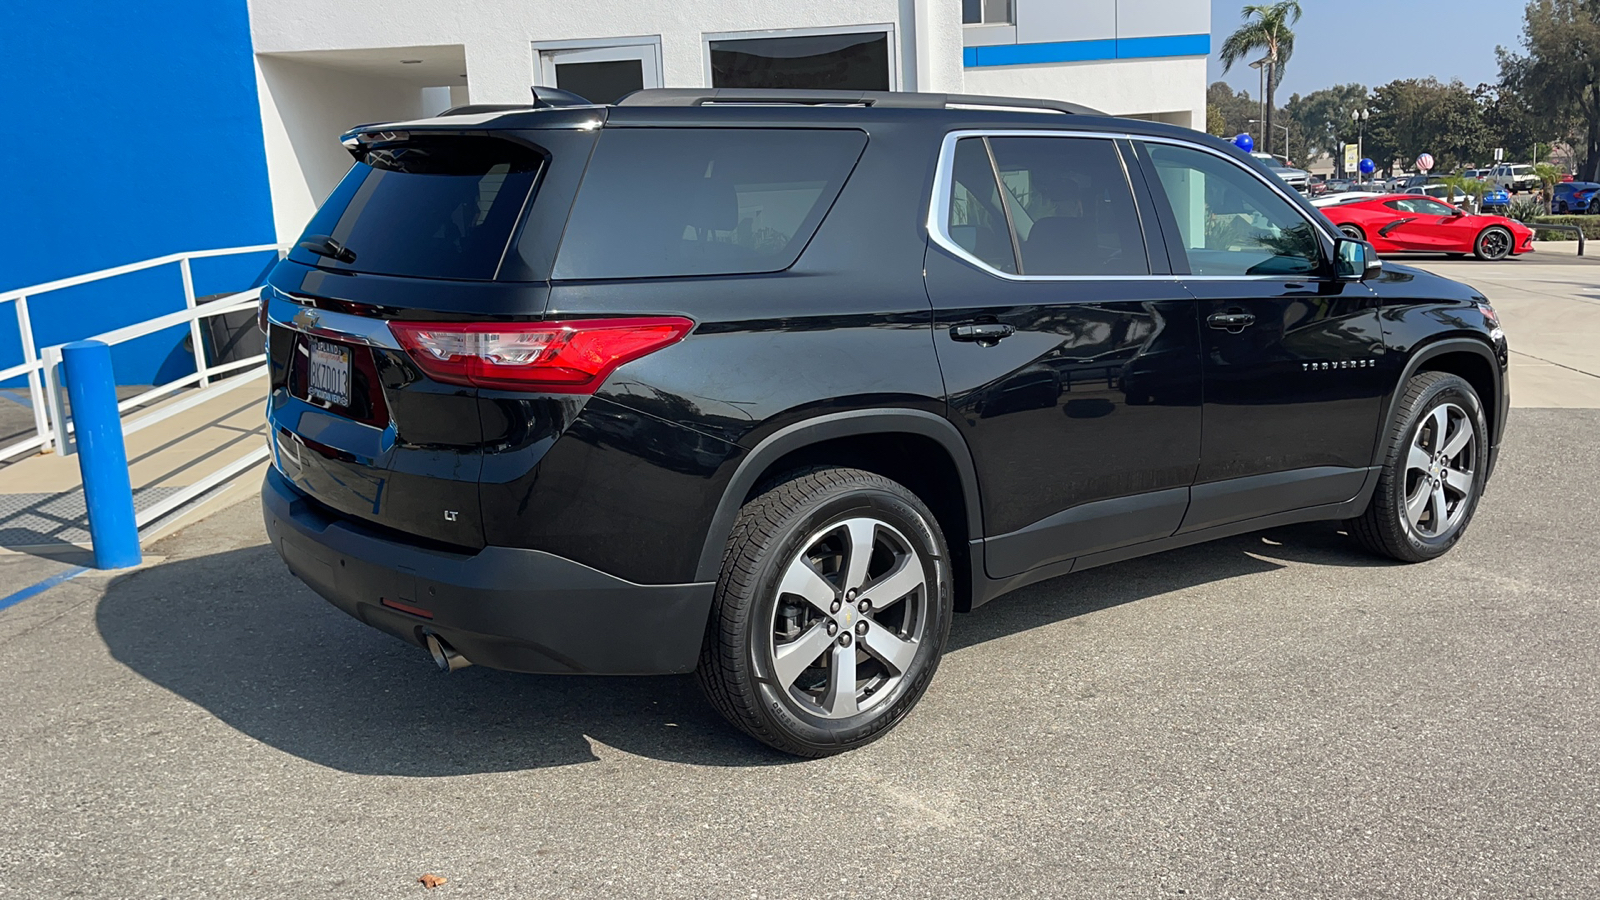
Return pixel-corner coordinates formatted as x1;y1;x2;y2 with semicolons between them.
289;134;544;281
552;128;866;279
986;136;1149;276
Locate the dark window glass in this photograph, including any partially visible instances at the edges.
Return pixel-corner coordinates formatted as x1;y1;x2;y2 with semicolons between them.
554;60;645;105
986;137;1149;276
289;135;542;281
963;0;1013;24
1145;142;1322;277
709;33;890;91
554;128;867;279
946;138;1017;273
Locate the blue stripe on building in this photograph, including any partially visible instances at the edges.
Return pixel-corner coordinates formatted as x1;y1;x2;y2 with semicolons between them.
965;33;1211;68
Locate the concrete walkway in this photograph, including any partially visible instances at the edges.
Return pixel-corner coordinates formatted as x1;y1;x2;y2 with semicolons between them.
1411;246;1600;408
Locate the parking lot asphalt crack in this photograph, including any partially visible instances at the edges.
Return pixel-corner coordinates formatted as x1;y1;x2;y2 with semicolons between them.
1508;349;1600;380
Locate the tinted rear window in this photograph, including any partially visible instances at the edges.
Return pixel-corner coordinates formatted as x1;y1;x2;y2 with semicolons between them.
553;128;867;280
289;135;543;281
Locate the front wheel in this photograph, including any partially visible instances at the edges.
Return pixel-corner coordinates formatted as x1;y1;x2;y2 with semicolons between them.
1475;225;1513;260
697;467;953;756
1347;372;1488;562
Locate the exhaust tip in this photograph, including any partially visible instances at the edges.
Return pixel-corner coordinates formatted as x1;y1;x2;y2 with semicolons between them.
425;633;473;672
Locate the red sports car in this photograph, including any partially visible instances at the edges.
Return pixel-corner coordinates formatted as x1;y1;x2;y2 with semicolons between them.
1318;194;1534;260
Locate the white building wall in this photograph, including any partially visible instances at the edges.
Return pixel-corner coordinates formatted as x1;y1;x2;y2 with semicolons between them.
962;56;1206;130
250;0;966;237
250;0;966;103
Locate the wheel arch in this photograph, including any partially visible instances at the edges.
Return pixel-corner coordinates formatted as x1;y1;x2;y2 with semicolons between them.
1375;338;1504;466
694;410;984;607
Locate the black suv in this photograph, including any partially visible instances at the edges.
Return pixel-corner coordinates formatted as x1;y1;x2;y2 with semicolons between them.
262;89;1509;756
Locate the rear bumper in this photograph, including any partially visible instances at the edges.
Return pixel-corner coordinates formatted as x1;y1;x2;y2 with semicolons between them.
262;467;714;675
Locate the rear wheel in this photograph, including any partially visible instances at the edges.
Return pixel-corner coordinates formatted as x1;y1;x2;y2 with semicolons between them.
1475;226;1513;260
697;467;953;756
1348;372;1488;562
1339;223;1366;240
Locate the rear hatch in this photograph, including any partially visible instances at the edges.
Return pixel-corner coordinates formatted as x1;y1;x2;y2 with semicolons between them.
265;120;596;547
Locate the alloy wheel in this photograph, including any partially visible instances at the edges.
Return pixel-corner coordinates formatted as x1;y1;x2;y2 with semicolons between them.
1402;402;1476;539
769;517;928;719
1480;228;1511;260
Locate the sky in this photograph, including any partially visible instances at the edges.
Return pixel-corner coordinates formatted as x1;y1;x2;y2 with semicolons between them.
1208;0;1528;100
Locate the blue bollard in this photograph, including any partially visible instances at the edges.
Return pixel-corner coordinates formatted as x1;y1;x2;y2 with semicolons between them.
61;341;141;569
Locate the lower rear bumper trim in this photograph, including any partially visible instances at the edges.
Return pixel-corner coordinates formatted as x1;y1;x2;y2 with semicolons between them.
262;467;714;675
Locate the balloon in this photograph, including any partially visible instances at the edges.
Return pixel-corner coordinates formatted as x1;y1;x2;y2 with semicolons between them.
1416;153;1435;172
1359;158;1376;174
1233;133;1254;153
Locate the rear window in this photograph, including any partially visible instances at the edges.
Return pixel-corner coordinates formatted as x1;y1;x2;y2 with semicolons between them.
289;135;544;281
553;128;867;280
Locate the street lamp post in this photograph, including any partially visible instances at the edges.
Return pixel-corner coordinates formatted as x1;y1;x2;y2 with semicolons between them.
1351;108;1370;181
1250;56;1271;155
1249;119;1291;163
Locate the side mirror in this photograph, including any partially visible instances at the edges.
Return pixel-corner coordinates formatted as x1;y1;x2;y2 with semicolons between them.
1334;237;1381;281
1451;207;1466;217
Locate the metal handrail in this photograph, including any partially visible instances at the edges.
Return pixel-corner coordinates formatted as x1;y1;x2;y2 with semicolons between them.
0;245;286;461
1531;222;1587;256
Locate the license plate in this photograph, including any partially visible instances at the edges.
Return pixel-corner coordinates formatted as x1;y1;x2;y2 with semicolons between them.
307;339;351;408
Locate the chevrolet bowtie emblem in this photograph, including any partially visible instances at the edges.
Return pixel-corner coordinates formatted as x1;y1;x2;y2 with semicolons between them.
291;307;321;331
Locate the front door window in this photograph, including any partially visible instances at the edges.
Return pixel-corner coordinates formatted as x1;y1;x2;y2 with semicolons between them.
1144;143;1323;277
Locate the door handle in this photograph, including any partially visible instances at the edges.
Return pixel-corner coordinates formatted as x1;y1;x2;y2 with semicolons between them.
950;322;1016;344
1207;311;1256;333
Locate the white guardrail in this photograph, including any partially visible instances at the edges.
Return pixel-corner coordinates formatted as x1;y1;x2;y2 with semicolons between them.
0;244;287;530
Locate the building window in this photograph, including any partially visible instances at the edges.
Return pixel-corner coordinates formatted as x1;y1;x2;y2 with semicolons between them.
708;29;893;92
963;0;1013;25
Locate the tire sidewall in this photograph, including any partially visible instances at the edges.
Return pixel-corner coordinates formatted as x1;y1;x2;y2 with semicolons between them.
1391;378;1489;557
743;486;952;753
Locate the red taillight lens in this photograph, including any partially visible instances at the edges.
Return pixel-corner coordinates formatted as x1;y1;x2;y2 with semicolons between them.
388;317;693;393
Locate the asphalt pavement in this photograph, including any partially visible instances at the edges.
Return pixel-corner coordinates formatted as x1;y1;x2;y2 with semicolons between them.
2;406;1596;899
3;251;1598;898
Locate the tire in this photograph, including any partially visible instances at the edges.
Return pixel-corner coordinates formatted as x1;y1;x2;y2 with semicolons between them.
1339;223;1366;240
697;467;953;756
1347;372;1489;562
1475;225;1513;260
1556;201;1568;214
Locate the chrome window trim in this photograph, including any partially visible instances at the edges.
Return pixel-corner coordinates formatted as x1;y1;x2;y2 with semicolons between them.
264;288;402;351
926;128;1339;283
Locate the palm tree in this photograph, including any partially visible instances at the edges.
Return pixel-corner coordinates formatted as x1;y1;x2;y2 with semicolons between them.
1219;2;1304;158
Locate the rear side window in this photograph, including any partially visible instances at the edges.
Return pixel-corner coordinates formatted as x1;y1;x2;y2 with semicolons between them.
553;128;867;279
290;135;543;281
987;137;1149;276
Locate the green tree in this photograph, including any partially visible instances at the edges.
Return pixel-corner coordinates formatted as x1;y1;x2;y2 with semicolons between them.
1365;78;1488;174
1207;81;1259;140
1219;2;1304;157
1284;83;1370;163
1501;0;1600;181
1533;161;1565;209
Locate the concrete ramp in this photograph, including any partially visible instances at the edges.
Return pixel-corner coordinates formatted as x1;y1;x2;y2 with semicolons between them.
0;373;267;551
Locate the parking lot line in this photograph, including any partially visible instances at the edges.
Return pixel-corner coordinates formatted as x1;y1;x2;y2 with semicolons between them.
0;565;87;613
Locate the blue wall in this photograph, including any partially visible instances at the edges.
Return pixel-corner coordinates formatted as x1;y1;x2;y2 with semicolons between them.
0;0;276;385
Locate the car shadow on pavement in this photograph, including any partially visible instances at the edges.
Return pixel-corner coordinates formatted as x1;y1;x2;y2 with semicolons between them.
95;521;1388;775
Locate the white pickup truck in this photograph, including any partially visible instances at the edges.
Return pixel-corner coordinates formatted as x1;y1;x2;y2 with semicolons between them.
1490;163;1541;193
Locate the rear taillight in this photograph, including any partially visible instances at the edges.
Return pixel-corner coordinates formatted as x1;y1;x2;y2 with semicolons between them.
388;318;693;393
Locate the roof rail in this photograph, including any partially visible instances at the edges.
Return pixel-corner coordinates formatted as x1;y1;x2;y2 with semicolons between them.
615;88;1103;116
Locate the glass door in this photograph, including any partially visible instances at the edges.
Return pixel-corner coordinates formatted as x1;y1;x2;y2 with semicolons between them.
537;42;661;105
